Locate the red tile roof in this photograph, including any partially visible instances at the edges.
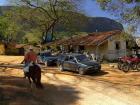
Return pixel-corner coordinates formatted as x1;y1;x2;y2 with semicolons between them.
47;30;121;46
79;30;121;45
15;44;26;48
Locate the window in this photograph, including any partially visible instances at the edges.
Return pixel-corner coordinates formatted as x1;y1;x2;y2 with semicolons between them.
64;56;69;61
115;41;120;50
126;41;131;49
69;56;76;62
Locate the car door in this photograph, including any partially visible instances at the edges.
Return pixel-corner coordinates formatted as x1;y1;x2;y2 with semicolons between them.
62;56;70;70
66;56;78;71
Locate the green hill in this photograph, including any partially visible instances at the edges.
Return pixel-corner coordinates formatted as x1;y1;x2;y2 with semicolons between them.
0;6;123;33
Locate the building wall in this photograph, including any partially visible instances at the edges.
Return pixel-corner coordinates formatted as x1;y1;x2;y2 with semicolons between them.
85;44;108;58
83;34;126;61
98;42;108;60
106;34;126;60
85;45;96;52
58;34;127;61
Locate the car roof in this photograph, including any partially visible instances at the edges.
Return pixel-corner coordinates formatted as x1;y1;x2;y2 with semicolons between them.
60;53;84;56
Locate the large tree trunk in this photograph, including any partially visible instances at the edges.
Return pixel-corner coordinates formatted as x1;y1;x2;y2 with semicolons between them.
50;26;55;41
42;22;57;44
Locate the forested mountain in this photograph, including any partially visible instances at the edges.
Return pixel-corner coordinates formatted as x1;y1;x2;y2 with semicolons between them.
0;6;123;44
0;6;123;33
55;16;123;32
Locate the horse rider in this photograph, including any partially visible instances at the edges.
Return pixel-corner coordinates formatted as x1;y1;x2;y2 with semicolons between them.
23;47;38;78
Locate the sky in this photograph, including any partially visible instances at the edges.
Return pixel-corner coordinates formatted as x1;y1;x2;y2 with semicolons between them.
0;0;8;5
80;0;116;19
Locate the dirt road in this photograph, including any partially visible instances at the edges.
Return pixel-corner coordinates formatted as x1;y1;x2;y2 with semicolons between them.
0;56;140;105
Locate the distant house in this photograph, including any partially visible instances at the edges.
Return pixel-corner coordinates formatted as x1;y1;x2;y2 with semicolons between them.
4;43;41;55
0;42;23;55
4;43;25;55
47;30;127;61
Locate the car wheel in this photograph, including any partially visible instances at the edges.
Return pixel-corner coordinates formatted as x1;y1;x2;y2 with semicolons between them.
136;63;140;71
59;64;64;71
118;62;123;70
122;63;129;72
78;68;85;75
95;69;101;73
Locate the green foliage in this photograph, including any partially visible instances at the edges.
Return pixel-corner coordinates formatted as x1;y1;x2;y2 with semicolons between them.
121;31;133;40
96;0;140;33
120;27;136;49
0;8;22;42
23;29;42;44
9;0;87;43
96;0;112;9
0;17;8;37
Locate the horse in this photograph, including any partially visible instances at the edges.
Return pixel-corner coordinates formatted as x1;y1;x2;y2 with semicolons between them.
25;63;44;89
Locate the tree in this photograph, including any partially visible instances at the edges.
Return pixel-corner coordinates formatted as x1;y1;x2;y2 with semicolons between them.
9;0;87;43
121;30;136;49
23;29;42;44
0;12;21;42
0;17;8;39
96;0;140;31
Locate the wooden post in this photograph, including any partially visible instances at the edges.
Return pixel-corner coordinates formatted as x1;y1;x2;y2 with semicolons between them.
95;46;99;61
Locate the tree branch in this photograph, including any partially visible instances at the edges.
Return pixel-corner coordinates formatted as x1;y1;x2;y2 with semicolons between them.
21;0;55;20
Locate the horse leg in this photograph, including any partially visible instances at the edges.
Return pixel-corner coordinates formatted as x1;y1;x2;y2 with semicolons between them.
36;73;43;89
27;76;32;88
31;77;38;88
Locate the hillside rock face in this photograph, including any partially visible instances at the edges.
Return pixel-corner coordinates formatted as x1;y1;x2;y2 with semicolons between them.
55;17;123;32
85;17;123;32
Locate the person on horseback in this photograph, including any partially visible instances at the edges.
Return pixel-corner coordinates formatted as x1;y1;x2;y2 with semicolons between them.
23;47;38;78
22;47;43;89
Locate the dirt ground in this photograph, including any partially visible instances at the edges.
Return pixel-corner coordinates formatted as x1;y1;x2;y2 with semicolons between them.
0;56;140;105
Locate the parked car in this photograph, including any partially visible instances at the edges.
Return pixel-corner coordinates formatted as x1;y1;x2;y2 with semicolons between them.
38;52;58;66
57;53;101;75
57;53;68;66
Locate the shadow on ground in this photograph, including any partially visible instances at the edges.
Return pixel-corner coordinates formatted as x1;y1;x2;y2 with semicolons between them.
88;70;109;76
0;76;81;105
44;69;109;77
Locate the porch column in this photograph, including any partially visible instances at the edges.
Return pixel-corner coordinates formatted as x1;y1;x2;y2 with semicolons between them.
95;46;99;61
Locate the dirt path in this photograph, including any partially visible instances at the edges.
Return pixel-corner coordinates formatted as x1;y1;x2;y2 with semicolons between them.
1;56;140;105
43;71;140;105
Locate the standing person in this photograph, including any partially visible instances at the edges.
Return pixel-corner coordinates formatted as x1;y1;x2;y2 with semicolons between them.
91;51;96;61
84;51;92;60
23;47;38;78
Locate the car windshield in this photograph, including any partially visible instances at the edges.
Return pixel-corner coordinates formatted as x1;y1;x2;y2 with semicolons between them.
75;55;89;62
40;52;51;57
